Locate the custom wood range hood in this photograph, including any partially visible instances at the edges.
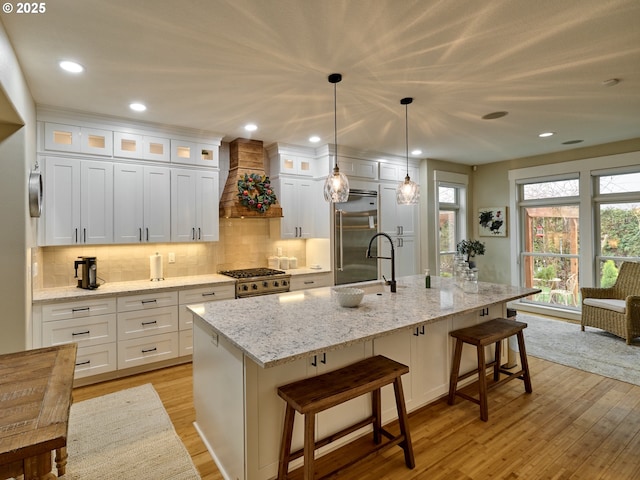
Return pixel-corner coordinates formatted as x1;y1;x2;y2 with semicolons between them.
219;138;283;219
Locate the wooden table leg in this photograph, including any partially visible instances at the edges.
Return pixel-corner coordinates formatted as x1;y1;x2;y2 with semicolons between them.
22;451;57;480
55;446;68;476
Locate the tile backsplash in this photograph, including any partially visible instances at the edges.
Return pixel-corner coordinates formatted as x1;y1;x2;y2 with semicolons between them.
34;219;309;289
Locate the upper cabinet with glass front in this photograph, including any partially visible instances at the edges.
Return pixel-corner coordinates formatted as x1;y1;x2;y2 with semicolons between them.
44;122;113;156
114;132;171;162
170;139;219;168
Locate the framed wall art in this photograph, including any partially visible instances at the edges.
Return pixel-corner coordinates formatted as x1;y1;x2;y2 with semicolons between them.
479;206;507;237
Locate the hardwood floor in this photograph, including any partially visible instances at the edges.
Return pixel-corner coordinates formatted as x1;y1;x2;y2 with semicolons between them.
72;356;640;479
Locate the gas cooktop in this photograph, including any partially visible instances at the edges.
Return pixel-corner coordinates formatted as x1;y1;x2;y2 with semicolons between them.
219;268;286;279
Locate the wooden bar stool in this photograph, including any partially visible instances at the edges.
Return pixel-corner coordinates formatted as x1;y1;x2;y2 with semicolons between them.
448;317;532;421
277;355;415;480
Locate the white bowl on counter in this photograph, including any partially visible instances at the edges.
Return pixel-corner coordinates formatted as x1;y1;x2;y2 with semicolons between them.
332;287;365;308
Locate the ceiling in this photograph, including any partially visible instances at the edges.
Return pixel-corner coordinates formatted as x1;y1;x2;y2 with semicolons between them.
2;0;640;164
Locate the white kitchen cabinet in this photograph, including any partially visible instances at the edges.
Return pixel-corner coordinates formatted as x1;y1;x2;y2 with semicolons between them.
380;183;417;236
43;157;113;245
117;291;179;369
178;285;235;356
277;154;314;176
289;272;332;291
276;177;314;238
373;321;450;418
43;122;113;156
225;325;371;480
379;183;419;277
113;132;170;162
40;297;118;379
171;168;219;242
113;164;171;243
338;157;378;180
171;139;219;168
379;162;419;183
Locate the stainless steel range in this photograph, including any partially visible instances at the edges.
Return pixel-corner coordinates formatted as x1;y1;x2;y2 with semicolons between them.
219;268;291;298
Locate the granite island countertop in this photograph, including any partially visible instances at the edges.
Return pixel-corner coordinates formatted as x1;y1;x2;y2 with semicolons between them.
189;275;540;368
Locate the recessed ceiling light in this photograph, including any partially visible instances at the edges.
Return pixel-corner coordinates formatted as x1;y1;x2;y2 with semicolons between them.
309;135;321;143
538;132;555;138
482;111;508;120
562;139;584;145
59;60;84;73
244;123;258;132
411;149;422;156
129;103;147;112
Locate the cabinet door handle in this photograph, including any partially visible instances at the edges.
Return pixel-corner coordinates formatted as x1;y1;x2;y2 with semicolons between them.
201;292;216;297
303;281;315;285
198;227;201;240
413;327;420;336
75;360;91;366
71;307;90;313
139;228;142;242
141;347;157;354
75;228;78;243
83;228;87;243
141;299;157;305
420;325;425;335
320;352;327;364
299;226;303;237
141;320;157;326
192;228;196;240
72;330;90;336
146;227;149;242
311;355;317;367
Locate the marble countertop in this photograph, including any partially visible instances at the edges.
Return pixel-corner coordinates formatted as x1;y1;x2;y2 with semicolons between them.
32;267;331;303
189;275;540;368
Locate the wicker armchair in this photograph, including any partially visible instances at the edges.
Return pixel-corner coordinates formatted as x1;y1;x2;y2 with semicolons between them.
580;261;640;345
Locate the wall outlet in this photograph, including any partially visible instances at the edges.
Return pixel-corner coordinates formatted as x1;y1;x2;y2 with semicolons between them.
168;252;176;264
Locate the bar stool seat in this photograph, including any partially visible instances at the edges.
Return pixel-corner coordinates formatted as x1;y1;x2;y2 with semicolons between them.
277;355;415;480
448;317;532;421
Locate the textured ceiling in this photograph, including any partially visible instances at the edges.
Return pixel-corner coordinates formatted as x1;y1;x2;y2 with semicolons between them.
2;0;640;164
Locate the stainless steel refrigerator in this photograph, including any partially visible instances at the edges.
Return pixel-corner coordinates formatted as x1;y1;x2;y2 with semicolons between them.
334;189;379;285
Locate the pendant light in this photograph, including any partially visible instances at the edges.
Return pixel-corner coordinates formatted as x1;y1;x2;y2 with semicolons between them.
396;97;420;205
323;73;350;203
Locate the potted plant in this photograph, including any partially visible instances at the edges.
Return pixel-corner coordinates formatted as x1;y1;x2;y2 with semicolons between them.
456;239;486;268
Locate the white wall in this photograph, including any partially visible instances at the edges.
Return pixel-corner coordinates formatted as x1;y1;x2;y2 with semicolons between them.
0;21;37;353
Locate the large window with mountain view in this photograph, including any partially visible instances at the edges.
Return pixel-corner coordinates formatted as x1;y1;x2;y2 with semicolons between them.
594;171;640;286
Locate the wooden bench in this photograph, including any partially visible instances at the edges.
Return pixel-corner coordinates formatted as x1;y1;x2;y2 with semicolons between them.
448;317;532;421
277;355;415;480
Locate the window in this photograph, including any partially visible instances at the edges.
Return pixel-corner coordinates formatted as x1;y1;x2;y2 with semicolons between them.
518;177;581;309
438;183;466;276
594;171;640;286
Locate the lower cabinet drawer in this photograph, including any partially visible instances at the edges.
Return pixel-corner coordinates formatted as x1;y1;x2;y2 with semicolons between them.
117;306;178;341
74;343;117;379
42;314;116;348
179;329;193;357
117;332;179;369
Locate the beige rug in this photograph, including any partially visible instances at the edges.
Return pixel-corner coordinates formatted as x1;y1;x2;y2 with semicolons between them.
518;313;640;386
60;383;201;480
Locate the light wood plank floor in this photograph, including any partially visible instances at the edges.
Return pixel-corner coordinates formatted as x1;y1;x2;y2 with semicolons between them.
72;355;640;479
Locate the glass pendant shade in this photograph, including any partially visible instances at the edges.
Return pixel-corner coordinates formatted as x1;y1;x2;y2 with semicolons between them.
397;175;420;204
324;73;349;203
324;164;350;202
396;96;420;205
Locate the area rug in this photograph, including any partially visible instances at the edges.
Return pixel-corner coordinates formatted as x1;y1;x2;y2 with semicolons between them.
61;384;201;480
518;312;640;386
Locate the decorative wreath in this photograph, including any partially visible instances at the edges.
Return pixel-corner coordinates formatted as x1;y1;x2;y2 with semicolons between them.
237;173;277;213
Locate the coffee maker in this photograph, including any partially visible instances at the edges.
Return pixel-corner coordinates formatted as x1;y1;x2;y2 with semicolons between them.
74;256;99;290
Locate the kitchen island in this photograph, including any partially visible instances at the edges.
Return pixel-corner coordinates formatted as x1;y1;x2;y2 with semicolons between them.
189;275;539;480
